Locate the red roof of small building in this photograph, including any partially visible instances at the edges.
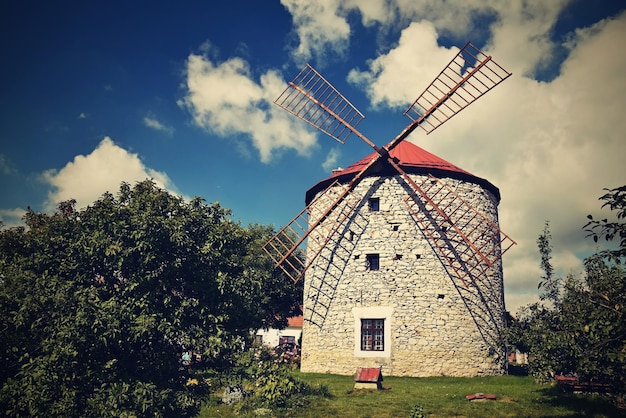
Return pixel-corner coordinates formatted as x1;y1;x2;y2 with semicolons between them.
305;140;500;204
287;315;303;328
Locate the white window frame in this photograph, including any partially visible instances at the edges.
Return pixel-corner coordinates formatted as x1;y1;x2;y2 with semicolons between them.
352;306;394;358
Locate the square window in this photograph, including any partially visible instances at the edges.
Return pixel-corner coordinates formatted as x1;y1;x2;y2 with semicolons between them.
366;254;379;271
368;197;380;212
353;306;393;358
361;319;385;351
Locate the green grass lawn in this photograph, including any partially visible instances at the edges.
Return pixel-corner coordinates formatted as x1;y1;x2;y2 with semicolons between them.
199;371;623;418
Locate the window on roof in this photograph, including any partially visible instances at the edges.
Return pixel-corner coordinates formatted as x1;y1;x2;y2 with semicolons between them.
368;197;380;212
366;254;380;271
361;319;385;351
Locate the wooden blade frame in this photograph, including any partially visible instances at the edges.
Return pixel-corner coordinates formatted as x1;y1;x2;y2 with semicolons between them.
263;180;363;283
264;42;514;285
403;41;512;135
274;64;365;144
402;174;516;287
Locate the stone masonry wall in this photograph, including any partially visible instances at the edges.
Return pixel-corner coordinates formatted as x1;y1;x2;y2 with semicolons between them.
300;173;507;377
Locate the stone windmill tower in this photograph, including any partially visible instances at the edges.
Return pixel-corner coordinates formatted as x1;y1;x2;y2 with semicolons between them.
264;43;516;377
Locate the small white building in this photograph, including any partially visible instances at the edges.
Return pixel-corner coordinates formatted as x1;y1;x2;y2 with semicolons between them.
255;316;303;348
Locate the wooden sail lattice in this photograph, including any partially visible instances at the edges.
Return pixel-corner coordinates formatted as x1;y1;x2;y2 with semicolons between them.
403;174;516;287
263;180;363;283
403;42;511;135
305;208;369;326
274;64;365;144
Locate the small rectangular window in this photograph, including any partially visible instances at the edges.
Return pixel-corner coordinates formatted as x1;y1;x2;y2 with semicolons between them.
361;319;385;351
279;336;296;345
366;254;379;271
368;197;380;212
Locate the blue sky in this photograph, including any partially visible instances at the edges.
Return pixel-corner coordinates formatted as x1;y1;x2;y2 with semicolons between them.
1;0;625;313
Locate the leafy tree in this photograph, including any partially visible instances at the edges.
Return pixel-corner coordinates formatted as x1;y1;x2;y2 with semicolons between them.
510;186;626;397
584;185;626;262
537;221;560;305
0;180;302;417
508;222;568;381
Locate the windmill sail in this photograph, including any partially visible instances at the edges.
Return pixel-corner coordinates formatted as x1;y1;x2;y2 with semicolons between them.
401;173;516;287
274;64;365;144
403;41;511;135
263;180;363;283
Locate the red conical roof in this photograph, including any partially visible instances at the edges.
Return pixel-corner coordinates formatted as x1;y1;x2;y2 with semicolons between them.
305;140;500;204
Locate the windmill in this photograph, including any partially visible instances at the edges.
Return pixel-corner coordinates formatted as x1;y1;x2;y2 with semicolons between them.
263;42;517;376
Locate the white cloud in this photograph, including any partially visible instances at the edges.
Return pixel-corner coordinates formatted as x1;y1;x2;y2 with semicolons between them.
179;51;319;163
143;115;174;135
0;208;26;229
281;0;568;71
347;21;456;109
280;0;351;65
322;147;341;172
41;137;178;211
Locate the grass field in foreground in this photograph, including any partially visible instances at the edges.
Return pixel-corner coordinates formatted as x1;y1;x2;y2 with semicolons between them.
199;372;623;418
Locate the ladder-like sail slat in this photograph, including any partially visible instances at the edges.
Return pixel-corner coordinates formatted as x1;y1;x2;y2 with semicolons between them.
403;41;511;135
402;174;516;287
262;181;364;283
274;64;365;144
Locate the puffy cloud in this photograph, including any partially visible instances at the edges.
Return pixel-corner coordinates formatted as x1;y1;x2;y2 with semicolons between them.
41;137;178;211
347;21;455;109
0;208;26;229
280;0;351;65
281;0;568;72
179;52;318;163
